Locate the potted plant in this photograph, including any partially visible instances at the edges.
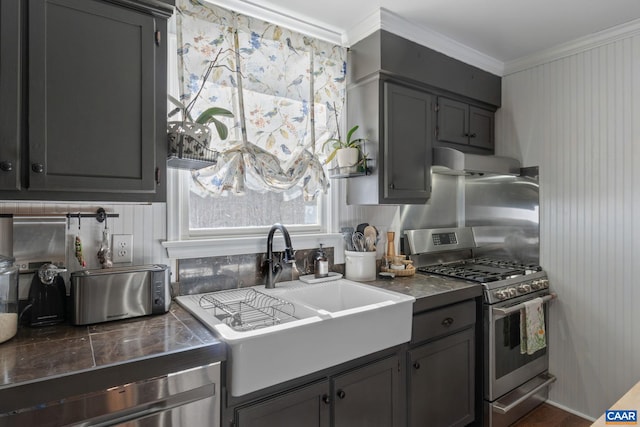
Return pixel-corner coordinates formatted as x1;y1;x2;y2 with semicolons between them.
167;48;234;168
323;124;366;168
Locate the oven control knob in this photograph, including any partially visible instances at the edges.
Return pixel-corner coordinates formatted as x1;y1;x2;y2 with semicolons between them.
540;279;549;288
507;287;517;297
517;284;532;293
531;280;542;290
494;290;507;300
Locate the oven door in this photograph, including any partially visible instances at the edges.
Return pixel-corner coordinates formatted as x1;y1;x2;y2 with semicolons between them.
485;290;555;401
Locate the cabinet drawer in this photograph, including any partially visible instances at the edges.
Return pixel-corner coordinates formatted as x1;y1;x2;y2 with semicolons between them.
412;300;475;343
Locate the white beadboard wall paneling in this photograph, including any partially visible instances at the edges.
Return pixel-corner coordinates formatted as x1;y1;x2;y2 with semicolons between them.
0;202;168;271
497;34;640;419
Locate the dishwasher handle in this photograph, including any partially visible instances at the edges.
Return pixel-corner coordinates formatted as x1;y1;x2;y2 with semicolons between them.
1;362;221;427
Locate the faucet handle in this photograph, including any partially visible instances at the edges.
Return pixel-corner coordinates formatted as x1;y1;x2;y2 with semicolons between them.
282;248;295;264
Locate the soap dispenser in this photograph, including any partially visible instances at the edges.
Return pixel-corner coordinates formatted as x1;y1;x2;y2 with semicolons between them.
314;244;329;278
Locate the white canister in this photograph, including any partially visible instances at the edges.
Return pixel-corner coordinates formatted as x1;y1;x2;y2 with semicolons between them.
344;250;377;281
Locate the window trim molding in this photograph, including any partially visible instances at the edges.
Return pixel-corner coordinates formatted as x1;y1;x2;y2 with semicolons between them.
162;232;345;263
163;168;342;261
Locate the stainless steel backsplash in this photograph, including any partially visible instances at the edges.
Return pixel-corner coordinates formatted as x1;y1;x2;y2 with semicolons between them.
398;169;540;263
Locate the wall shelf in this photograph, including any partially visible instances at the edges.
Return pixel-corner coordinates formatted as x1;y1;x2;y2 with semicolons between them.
328;159;374;179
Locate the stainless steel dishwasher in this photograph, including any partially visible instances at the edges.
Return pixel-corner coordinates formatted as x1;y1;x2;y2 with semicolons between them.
2;362;221;427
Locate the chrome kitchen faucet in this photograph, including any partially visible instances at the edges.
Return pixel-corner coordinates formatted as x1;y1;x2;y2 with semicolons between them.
264;223;295;289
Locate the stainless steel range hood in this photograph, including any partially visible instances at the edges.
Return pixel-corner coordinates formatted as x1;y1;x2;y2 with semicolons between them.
432;147;521;176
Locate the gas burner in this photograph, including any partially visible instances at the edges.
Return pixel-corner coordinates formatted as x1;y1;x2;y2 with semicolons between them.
472;257;543;273
417;257;543;287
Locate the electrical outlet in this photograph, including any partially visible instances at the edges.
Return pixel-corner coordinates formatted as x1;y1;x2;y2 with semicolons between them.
112;234;133;263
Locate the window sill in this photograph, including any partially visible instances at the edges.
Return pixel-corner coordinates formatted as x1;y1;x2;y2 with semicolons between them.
162;233;345;263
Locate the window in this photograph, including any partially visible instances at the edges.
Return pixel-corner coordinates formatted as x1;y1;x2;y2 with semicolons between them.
164;1;346;254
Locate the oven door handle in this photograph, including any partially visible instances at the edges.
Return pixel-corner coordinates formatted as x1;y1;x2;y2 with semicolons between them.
492;292;557;317
491;373;557;415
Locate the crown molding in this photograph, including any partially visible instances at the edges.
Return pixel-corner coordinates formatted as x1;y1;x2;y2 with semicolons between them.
345;8;383;48
504;18;640;75
202;0;344;45
346;8;504;76
379;9;505;76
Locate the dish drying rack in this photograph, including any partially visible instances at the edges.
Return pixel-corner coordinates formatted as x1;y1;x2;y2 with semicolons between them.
199;288;297;332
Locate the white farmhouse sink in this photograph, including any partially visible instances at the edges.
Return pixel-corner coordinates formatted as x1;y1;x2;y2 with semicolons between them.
176;279;415;396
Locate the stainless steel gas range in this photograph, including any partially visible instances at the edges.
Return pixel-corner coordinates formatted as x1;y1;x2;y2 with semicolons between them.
405;227;557;427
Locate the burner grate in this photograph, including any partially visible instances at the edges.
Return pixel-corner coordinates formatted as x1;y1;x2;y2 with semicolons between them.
417;257;542;283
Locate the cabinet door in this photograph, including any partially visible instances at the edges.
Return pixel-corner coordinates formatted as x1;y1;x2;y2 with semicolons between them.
236;380;330;427
408;327;475;427
333;355;402;427
436;97;469;146
469;106;494;150
383;82;433;203
28;0;157;194
0;0;21;190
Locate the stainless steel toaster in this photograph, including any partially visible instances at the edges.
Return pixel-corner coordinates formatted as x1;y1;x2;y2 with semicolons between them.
70;264;171;325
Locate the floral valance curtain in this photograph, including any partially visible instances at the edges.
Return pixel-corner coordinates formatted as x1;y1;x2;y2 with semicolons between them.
175;0;347;201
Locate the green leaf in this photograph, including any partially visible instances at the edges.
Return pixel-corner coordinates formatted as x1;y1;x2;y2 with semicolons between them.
324;149;338;164
322;138;341;151
195;107;234;124
210;117;229;140
168;94;187;109
346;125;359;143
167;95;193;121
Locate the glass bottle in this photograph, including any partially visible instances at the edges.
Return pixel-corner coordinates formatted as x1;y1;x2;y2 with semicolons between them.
314;244;329;278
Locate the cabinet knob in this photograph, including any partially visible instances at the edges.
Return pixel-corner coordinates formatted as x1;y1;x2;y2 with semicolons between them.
413;362;421;370
337;390;346;399
322;394;331;405
442;317;454;327
31;163;44;174
389;183;395;190
0;161;12;172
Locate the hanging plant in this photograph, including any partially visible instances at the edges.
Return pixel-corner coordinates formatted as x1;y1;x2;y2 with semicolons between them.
167;48;235;168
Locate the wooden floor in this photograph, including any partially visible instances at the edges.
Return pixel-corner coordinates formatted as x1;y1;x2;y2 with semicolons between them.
511;403;592;427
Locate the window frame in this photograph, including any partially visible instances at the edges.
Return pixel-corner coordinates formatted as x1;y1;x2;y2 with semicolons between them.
163;168;343;261
161;9;345;262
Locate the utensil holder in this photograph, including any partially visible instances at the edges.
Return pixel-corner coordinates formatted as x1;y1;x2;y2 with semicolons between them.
345;250;376;281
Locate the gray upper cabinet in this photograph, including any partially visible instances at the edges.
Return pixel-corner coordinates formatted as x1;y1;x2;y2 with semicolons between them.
346;29;500;205
0;0;172;201
436;97;495;152
346;78;434;205
382;82;434;203
0;0;21;191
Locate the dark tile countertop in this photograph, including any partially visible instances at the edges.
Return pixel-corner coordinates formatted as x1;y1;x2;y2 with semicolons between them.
0;272;480;413
0;304;226;413
363;271;484;312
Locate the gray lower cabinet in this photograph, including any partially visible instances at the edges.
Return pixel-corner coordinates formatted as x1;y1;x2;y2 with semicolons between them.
0;0;172;201
408;299;477;427
236;380;331;427
234;354;402;427
436;97;495;152
408;328;475;427
333;355;402;427
0;0;21;191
